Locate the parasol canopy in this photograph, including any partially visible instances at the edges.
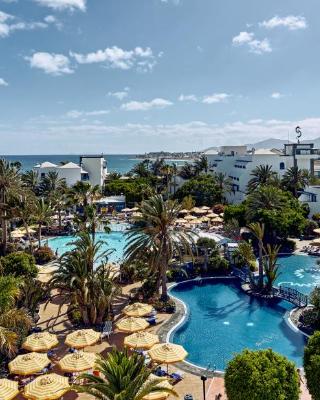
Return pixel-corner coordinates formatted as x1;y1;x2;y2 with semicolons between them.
23;373;70;400
65;329;100;349
58;352;97;372
148;343;188;365
116;317;149;333
0;379;19;400
8;352;50;375
123;302;153;317
124;332;159;350
22;332;59;352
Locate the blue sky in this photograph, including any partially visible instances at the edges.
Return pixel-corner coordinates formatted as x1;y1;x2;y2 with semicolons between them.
0;0;319;154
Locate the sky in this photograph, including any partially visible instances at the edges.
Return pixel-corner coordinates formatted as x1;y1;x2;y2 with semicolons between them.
0;0;320;154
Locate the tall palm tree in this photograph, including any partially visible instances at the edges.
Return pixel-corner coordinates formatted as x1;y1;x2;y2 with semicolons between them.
125;195;195;300
179;162;195;180
214;172;232;202
40;171;66;197
0;159;22;255
0;275;32;357
263;244;281;294
70;181;100;208
247;164;277;193
131;161;151;178
50;232;117;325
76;349;177;400
248;222;265;289
33;198;54;247
151;158;165;176
77;204;110;242
246;186;285;220
21;170;39;194
194;155;209;175
282;166;310;198
160;164;173;197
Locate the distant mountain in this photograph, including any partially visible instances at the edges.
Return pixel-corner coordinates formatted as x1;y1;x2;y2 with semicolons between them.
247;138;293;150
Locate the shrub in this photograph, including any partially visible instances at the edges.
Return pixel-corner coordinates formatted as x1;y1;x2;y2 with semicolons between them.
153;298;176;313
304;220;318;237
1;252;38;278
225;349;299;400
304;331;320;400
137;275;158;300
34;246;55;265
197;237;217;250
312;213;320;223
207;255;229;275
212;204;225;214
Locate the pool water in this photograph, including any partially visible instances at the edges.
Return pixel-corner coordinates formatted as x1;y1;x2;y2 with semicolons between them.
276;254;320;294
170;279;306;370
45;231;127;263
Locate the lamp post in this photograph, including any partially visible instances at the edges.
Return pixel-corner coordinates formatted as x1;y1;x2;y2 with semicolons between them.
201;375;207;400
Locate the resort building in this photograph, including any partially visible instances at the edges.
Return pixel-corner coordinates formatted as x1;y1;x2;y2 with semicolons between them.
205;142;320;204
34;155;107;188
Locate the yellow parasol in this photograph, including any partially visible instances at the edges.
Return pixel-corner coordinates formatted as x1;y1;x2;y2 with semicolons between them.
8;352;50;375
23;373;70;400
184;215;196;221
148;343;188;372
65;329;100;349
142;374;173;400
18;227;36;234
132;212;143;218
124;332;159;350
310;239;320;247
22;332;59;352
201;206;211;210
0;379;19;400
58;352;97;372
123;302;153;317
207;213;219;218
313;228;320;235
116;317;149;333
194;209;207;215
11;231;25;238
211;216;223;224
200;216;210;222
121;208;132;213
178;209;189;214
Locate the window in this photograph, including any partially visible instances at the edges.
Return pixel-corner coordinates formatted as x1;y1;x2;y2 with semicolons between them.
41;173;45;178
279;162;285;170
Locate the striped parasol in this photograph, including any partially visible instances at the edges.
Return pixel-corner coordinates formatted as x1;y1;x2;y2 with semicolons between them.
8;352;50;375
148;343;187;371
23;373;70;400
65;329;100;349
58;352;97;372
124;332;159;350
184;215;196;221
142;374;173;400
22;332;59;352
116;317;149;333
123;302;153;317
0;379;19;400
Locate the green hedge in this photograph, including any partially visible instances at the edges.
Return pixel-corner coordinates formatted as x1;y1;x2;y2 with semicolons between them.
1;252;38;278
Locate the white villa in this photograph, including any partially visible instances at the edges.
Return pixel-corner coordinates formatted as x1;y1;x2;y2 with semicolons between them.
205;142;320;211
34;155;107;188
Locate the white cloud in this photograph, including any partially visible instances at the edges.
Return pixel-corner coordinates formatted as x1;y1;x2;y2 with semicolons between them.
178;94;198;102
0;77;8;86
70;46;158;72
0;10;59;38
66;109;109;118
260;15;307;30
33;0;86;11
121;98;173;111
271;92;285;99
202;93;230;104
232;31;272;54
108;87;130;100
26;52;74;76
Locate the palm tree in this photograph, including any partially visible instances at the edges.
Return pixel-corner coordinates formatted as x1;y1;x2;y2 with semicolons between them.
125;195;195;300
70;181;100;208
179;162;195;179
194;155;209;174
247;164;277;193
0;275;32;357
78;204;110;242
151;158;165;176
50;232;118;325
246;186;285;220
214;172;232;202
282;166;310;198
0;159;22;255
51;191;68;232
131;161;151;178
160;164;173;197
263;244;281;294
248;222;265;289
76;349;177;400
40;171;66;197
22;170;39;193
33;198;54;248
137;183;155;201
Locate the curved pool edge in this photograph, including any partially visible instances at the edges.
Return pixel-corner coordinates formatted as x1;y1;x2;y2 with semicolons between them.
286;308;311;338
157;277;237;376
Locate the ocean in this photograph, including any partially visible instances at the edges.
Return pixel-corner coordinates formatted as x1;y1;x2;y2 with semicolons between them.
0;154;191;174
0;154;139;174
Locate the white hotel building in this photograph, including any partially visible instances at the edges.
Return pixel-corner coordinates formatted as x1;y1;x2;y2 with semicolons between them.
34;155;107;188
205;143;320;212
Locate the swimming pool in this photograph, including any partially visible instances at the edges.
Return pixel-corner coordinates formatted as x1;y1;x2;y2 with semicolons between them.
45;229;127;263
170;278;306;371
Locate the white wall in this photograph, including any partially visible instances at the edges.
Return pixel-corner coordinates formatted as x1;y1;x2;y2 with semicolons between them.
81;157;106;187
58;168;81;186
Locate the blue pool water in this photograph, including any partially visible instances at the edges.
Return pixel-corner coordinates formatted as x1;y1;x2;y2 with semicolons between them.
170;279;307;370
276;254;320;294
45;230;127;263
